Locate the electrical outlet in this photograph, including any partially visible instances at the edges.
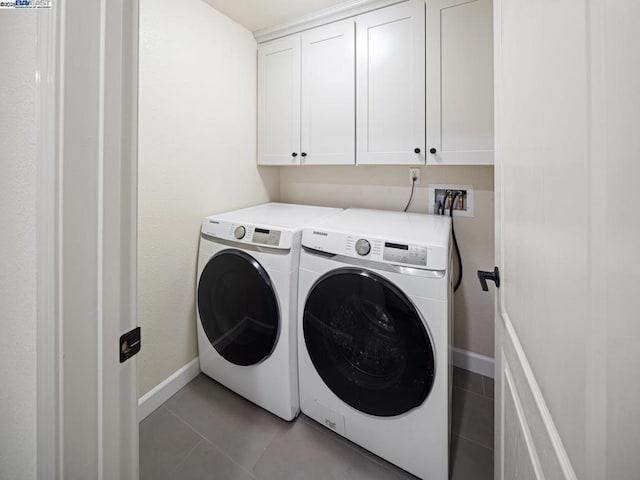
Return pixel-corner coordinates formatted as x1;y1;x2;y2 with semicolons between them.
409;168;420;185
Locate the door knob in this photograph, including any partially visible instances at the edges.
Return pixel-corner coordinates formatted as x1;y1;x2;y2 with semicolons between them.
414;148;421;154
477;267;500;291
429;147;437;154
292;152;298;157
301;152;307;157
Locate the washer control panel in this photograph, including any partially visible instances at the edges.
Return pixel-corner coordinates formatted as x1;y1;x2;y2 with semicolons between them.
382;242;427;267
234;226;246;240
252;227;281;247
303;229;447;270
355;239;371;256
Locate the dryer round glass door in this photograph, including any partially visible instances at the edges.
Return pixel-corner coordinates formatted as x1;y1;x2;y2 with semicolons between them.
303;268;435;417
198;250;279;366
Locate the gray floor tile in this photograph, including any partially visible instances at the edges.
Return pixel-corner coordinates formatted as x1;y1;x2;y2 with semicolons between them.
253;415;416;480
165;375;287;471
141;368;495;480
452;367;485;396
450;435;494;480
176;440;257;480
483;376;495;399
139;406;202;480
452;387;494;449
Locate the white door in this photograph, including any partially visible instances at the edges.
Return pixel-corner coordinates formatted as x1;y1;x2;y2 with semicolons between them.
301;20;355;165
356;0;425;165
258;36;301;165
425;0;493;165
38;1;139;478
493;0;640;479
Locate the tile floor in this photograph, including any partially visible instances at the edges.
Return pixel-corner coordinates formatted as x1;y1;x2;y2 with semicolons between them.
140;367;494;480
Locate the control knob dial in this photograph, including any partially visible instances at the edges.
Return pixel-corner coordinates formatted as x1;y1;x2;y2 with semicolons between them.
234;226;246;240
355;239;371;256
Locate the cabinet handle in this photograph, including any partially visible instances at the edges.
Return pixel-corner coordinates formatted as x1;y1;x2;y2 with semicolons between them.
301;152;307;157
291;152;298;157
414;148;421;154
429;148;437;154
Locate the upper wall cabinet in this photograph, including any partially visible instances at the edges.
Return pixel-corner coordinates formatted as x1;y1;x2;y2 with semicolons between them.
301;21;355;165
258;36;301;165
426;0;494;165
356;0;426;165
257;0;493;166
258;21;355;166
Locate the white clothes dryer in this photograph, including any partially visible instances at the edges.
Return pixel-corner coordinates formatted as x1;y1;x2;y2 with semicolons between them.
297;208;452;479
196;203;341;421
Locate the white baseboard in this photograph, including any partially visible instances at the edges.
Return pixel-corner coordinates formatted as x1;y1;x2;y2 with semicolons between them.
138;358;201;422
452;347;495;378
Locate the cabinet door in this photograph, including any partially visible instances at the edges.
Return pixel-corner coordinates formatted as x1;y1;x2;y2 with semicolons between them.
301;21;355;165
356;0;425;165
426;0;494;165
258;36;301;165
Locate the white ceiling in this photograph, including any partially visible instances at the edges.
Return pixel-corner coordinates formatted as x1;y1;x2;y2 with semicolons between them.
203;0;351;32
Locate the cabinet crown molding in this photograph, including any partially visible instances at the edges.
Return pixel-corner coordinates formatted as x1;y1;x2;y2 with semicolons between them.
253;0;407;44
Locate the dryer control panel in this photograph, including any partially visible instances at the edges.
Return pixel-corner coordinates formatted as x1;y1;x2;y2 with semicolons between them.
201;217;294;250
252;228;282;246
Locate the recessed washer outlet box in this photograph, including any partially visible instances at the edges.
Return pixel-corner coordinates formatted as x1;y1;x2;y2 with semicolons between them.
428;184;474;218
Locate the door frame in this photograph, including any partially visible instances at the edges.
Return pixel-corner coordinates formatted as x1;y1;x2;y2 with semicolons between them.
36;5;60;477
36;1;139;478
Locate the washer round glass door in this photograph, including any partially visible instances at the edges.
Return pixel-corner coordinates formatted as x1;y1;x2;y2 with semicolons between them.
303;268;435;417
198;249;279;366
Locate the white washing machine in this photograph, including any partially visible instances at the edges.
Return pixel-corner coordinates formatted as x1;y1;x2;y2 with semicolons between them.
196;202;341;421
297;208;452;479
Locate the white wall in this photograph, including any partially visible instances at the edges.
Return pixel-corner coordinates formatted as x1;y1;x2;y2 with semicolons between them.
0;11;38;480
138;0;279;396
279;165;495;358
